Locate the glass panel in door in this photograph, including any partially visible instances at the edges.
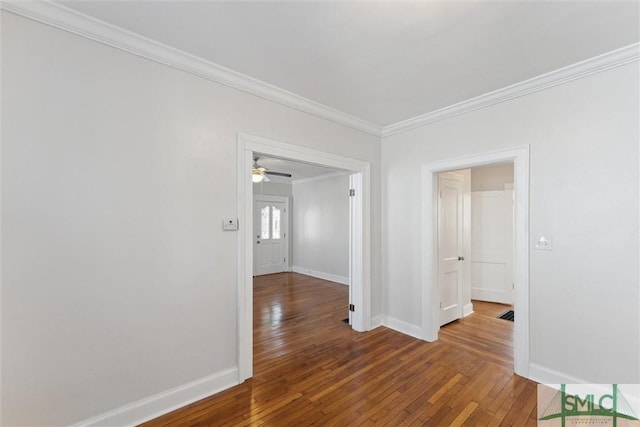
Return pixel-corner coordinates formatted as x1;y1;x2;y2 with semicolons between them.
261;206;270;239
271;205;281;240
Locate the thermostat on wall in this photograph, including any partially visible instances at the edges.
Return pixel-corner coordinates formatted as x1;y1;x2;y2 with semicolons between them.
223;218;238;231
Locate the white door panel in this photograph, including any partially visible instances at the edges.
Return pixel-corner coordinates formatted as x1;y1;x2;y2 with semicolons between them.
270;242;282;264
438;173;464;326
441;270;459;309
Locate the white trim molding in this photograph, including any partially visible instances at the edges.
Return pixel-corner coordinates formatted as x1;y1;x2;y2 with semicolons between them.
383;43;640;137
1;0;382;137
370;315;383;329
71;368;238;427
421;146;530;379
382;316;423;340
462;302;474;318
529;363;589;385
291;266;349;286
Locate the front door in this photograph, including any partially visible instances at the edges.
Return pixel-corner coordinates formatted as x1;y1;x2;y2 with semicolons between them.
254;195;289;276
438;172;464;326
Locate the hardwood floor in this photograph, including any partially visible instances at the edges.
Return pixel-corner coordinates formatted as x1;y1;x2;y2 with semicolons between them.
141;273;536;426
440;300;514;367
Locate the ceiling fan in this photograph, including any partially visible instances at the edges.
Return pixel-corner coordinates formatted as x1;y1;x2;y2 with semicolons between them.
252;156;292;183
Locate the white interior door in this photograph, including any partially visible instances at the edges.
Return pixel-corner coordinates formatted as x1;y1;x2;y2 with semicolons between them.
254;195;289;276
438;173;464;326
470;189;514;304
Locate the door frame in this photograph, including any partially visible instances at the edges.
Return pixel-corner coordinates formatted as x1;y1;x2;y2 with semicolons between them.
253;194;290;275
421;145;530;378
237;133;371;382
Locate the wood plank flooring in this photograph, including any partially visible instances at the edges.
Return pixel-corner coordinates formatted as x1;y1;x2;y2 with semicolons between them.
141;273;536;426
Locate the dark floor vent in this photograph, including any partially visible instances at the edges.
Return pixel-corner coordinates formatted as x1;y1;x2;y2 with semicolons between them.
497;310;514;321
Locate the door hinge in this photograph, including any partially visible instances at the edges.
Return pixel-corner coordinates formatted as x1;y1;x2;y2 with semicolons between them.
349;189;355;197
349;304;355;312
440;302;442;309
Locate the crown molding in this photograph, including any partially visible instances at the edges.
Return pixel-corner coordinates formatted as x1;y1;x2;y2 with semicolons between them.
382;42;640;138
1;0;382;137
4;1;637;140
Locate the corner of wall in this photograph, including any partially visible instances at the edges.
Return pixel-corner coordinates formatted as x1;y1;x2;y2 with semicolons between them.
370;315;383;329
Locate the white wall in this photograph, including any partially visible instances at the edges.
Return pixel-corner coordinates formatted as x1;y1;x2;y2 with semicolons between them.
292;174;350;284
253;181;292;197
382;62;639;383
1;12;381;426
471;163;514;191
470;190;514;304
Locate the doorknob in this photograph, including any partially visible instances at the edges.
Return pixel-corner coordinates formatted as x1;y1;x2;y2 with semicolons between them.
458;256;464;261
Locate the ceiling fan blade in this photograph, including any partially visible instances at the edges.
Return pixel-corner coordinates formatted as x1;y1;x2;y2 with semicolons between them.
265;171;292;178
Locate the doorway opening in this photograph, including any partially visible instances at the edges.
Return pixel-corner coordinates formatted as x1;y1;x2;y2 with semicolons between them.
436;163;516;368
250;155;350;282
251;155;352;325
237;133;372;382
468;163;515;307
437;163;516;328
421;146;530;378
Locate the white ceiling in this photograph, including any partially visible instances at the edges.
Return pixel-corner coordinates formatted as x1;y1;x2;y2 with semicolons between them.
58;1;639;127
253;155;345;183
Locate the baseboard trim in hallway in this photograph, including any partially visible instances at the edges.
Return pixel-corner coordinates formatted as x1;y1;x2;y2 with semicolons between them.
141;274;537;426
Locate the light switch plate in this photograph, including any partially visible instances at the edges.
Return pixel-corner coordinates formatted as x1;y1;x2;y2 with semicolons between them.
535;236;552;250
223;218;238;231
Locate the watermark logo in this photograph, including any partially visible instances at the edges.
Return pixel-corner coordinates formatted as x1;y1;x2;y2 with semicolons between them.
538;384;640;426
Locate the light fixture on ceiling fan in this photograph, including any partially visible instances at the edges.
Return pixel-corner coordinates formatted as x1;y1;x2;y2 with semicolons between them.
252;156;292;183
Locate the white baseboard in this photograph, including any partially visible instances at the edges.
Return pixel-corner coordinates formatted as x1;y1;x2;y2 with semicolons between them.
291;266;348;285
382;316;422;340
370;315;383;329
72;368;239;427
463;303;474;317
529;363;589;385
471;289;513;305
